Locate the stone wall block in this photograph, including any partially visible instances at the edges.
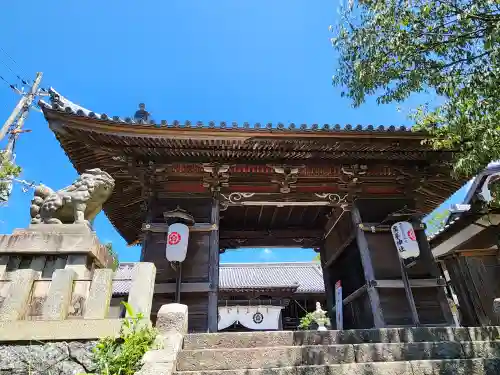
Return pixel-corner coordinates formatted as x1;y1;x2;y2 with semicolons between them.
493;298;500;315
127;262;156;318
42;269;76;320
84;269;113;319
0;256;8;279
156;303;189;335
0;269;36;320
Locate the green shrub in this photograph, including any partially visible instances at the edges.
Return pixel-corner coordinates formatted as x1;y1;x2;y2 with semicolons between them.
298;311;331;330
104;243;119;272
298;312;316;330
79;301;158;375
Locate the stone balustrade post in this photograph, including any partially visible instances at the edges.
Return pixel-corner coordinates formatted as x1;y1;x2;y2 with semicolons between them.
156;303;189;335
138;303;189;375
42;269;76;320
0;256;9;279
127;262;156;318
84;268;114;319
494;298;500;315
0;269;37;320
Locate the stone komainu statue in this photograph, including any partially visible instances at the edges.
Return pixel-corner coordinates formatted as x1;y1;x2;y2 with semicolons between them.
30;168;115;225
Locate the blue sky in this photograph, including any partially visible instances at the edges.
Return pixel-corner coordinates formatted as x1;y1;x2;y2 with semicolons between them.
0;1;467;263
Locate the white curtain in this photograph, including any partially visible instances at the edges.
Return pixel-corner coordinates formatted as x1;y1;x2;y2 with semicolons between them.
218;306;284;331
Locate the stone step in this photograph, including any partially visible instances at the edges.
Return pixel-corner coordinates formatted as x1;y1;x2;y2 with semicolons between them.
174;358;500;375
176;341;500;371
183;327;500;350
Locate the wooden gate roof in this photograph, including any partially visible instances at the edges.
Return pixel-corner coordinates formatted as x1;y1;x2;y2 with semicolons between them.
39;89;465;245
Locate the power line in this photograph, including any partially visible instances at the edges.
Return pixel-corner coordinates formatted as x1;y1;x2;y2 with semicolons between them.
0;73;20;93
4;72;42;156
0;72;43;204
0;46;30;85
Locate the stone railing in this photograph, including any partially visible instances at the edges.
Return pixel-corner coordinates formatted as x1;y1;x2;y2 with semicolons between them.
0;260;156;341
136;303;189;375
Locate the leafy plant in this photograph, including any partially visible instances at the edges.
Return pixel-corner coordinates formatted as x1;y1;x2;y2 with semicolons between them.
331;0;500;185
425;209;451;236
299;311;331;330
299;312;316;329
0;150;21;201
79;301;158;375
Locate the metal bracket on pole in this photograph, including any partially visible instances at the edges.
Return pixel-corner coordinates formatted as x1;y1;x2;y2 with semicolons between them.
175;262;182;303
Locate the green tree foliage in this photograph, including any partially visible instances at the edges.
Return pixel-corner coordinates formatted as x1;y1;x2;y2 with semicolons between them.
331;0;499;178
104;243;119;271
0;151;21;199
424;209;451;235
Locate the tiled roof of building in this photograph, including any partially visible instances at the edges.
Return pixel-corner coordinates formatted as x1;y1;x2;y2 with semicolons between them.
40;88;414;133
112;263;134;296
219;262;324;293
112;262;325;296
428;164;500;243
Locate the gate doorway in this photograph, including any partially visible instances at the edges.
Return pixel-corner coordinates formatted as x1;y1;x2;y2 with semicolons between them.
218;249;327;331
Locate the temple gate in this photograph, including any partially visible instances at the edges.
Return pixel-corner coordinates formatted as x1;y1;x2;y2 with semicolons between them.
39;89;464;332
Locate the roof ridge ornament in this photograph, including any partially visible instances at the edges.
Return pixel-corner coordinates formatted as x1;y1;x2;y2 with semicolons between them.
134;103;150;123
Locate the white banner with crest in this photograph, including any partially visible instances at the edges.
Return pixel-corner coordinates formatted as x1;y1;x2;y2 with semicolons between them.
218;306;284;331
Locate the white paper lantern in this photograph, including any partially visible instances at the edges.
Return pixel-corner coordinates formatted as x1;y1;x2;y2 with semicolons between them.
166;223;190;262
391;221;420;260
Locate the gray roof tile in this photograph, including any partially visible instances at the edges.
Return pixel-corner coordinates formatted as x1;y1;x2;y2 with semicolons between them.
219;262;324;293
112;262;134;296
40;88;412;133
112;262;324;296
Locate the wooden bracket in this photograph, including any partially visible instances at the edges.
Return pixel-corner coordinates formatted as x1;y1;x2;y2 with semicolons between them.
372;278;446;288
142;222;218;233
359;222;425;233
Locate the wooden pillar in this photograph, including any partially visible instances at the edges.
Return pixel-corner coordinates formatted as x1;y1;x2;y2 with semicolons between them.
351;204;385;328
319;246;334;316
415;225;454;325
140;196;155;261
208;197;220;332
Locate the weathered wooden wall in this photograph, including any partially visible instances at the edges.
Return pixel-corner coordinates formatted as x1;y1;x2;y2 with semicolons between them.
142;196;219;333
356;198;453;327
443;254;500;326
322;198;454;329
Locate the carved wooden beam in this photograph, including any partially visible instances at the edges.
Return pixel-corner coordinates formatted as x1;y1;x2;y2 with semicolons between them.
142;222;217;233
268;164;304;193
202;163;230;193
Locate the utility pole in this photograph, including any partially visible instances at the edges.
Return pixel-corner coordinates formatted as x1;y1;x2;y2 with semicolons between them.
0;72;42;204
4;72;43;159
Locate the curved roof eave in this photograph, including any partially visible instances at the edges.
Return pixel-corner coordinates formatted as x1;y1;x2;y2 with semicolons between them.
39;88;428;138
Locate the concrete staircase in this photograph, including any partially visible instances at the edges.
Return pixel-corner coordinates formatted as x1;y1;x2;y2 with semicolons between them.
174;327;500;375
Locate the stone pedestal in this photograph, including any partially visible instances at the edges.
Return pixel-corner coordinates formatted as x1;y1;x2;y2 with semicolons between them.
0;224;114;271
0;223;114;321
